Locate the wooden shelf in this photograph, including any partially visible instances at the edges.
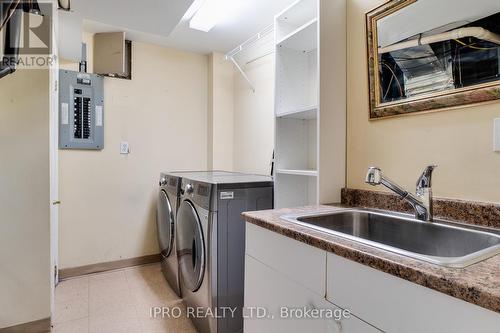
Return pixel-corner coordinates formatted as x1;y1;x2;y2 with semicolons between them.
277;105;318;120
276;18;318;51
276;169;318;177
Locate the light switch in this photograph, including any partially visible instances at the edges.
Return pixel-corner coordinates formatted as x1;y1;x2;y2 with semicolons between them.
120;141;130;154
495;119;500;152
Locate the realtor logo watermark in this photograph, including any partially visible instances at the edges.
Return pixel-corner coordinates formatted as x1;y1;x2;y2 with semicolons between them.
0;1;54;70
150;306;351;321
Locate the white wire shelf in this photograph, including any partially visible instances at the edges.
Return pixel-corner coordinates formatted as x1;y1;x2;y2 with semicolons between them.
225;24;275;92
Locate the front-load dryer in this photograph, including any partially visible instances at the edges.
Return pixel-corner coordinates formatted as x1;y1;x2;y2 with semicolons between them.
156;172;182;296
177;172;273;333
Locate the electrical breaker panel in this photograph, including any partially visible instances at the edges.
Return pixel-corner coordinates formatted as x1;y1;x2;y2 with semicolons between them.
59;70;104;150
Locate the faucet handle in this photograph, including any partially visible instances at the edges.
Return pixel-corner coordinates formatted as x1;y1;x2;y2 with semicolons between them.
416;165;437;192
365;167;382;185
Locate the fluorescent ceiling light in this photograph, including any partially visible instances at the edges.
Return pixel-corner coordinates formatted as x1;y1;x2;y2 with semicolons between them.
182;0;205;22
188;0;250;32
189;0;222;32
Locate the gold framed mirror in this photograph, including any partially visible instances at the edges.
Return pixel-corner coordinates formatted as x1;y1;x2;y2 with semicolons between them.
366;0;500;119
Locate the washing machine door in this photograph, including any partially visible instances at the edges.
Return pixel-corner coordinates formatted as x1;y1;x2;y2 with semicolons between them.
156;190;175;257
177;200;205;292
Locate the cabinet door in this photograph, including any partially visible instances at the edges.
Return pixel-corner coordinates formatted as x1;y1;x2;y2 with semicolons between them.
244;254;326;333
246;223;326;296
327;253;500;333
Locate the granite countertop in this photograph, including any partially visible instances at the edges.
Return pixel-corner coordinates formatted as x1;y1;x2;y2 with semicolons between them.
242;205;500;313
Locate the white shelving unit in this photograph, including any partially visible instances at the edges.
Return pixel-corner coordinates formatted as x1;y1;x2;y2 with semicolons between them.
276;169;318;176
274;0;346;208
277;105;317;119
276;18;318;51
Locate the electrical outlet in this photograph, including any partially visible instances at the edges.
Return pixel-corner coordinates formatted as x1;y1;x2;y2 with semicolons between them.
494;119;500;152
120;141;130;154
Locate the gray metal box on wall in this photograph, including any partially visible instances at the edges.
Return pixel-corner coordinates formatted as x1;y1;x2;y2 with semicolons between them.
59;70;104;150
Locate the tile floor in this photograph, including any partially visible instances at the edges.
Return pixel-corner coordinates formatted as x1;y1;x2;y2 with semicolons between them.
51;263;197;333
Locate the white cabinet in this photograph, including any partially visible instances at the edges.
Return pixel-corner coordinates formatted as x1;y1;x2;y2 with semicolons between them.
244;222;500;333
326;254;500;333
245;224;382;333
244;255;326;333
246;222;326;295
274;0;346;208
244;254;381;333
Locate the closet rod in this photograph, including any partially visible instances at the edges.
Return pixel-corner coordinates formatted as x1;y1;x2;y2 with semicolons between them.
245;50;274;66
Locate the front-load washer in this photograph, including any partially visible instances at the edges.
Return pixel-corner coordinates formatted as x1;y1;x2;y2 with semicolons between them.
156;172;183;296
177;172;273;333
156;171;233;296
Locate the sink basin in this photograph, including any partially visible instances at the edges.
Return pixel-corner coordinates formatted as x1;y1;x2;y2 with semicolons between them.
282;209;500;268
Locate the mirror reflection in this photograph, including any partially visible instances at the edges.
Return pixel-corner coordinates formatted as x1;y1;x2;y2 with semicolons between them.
375;0;500;104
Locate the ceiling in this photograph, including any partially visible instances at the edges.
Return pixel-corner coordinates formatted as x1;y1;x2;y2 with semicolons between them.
73;0;194;37
73;0;297;54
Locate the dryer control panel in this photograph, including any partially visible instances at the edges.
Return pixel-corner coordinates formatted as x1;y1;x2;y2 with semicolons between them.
59;70;104;150
181;179;213;210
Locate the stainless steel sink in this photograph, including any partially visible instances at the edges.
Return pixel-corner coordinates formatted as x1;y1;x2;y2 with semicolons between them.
282;209;500;268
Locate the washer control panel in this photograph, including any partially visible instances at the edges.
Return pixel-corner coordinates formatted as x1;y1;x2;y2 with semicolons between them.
181;179;212;210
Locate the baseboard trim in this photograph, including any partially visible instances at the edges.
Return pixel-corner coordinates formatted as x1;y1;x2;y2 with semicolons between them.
59;254;161;280
0;317;51;333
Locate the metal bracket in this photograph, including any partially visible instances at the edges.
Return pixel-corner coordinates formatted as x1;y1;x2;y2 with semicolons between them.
228;56;255;93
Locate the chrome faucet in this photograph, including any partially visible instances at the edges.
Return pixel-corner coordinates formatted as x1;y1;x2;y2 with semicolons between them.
365;165;436;222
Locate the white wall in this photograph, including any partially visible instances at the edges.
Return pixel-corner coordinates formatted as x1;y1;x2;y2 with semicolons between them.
233;51;275;175
59;35;208;269
208;52;234;171
0;69;51;328
209;49;275;176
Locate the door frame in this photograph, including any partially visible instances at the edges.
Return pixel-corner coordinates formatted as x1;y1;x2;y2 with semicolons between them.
49;0;60;314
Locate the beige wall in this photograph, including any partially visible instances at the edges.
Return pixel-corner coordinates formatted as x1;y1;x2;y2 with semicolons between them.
347;0;500;204
233;53;275;175
59;35;208;269
209;49;275;176
208;52;234;171
0;69;51;327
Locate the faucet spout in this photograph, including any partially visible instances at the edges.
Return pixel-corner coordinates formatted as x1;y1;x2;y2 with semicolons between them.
415;165;437;221
416;165;436;194
365;166;436;222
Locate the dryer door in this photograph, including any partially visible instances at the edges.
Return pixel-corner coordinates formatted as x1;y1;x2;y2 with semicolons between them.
156;190;175;257
177;200;205;292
